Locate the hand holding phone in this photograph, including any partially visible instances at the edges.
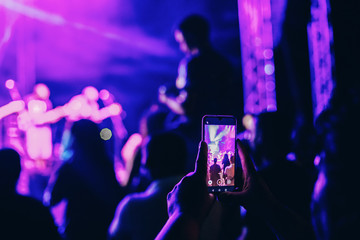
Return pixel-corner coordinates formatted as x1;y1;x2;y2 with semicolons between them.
202;115;237;193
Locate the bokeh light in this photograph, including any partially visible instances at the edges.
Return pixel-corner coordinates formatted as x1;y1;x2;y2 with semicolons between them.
5;79;15;89
100;128;112;141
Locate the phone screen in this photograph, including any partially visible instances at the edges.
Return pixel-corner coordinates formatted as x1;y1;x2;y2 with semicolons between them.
202;115;236;193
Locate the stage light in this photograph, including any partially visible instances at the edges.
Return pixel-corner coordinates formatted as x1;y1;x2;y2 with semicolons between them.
307;0;334;120
100;128;112;141
83;86;99;101
254;37;262;46
238;0;277;114
158;85;167;94
314;155;321;166
266;81;275;91
99;89;110;101
267;104;277;111
28;100;47;114
264;64;274;75
34;83;50;100
242;114;256;131
5;79;15;89
286;152;296;161
263;49;273;59
109;103;122;115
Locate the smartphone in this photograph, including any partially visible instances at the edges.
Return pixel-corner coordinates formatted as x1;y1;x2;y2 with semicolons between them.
202;115;237;193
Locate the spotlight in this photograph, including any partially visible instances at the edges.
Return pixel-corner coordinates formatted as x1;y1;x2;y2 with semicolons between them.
5;79;15;89
100;128;112;141
83;86;99;101
242;114;255;131
34;83;50;100
264;64;274;75
99;89;110;101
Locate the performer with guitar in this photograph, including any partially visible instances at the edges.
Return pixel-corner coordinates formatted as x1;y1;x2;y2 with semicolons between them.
158;15;236;123
157;15;238;173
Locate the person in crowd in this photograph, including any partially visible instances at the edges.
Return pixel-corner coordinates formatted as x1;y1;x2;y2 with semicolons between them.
209;157;222;186
243;111;314;240
224;155;235;185
121;105;170;194
155;140;316;240
43;119;124;240
59;86;121;161
289;117;318;184
221;153;230;180
311;87;360;240
0;148;61;240
108;132;188;240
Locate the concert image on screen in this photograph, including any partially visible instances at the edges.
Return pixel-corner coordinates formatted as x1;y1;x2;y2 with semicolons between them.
204;124;236;187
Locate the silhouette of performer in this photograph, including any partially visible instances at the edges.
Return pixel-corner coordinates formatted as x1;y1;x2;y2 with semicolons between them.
159;14;239;175
159;14;236;123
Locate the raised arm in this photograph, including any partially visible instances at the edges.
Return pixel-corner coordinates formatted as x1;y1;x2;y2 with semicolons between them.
155;141;214;240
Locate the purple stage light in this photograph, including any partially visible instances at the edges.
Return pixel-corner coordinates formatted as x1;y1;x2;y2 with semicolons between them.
100;128;112;141
5;79;15;89
307;0;334;120
264;64;274;75
238;0;277;114
99;89;110;101
263;49;273;59
0;0;175;85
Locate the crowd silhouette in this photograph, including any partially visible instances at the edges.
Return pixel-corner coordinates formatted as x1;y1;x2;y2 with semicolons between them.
1;82;359;240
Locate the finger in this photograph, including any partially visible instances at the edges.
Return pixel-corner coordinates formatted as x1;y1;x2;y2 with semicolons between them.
237;139;256;178
194;141;208;179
